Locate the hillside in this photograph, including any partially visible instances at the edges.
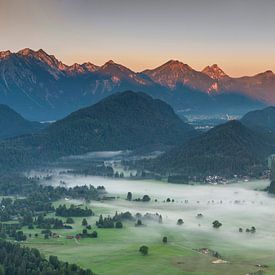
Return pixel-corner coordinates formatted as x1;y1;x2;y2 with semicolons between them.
150;120;275;177
0;104;44;139
0;91;196;170
39;91;196;155
241;106;275;133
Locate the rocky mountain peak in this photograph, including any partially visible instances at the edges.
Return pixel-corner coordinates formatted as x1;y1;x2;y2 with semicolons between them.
0;50;12;59
202;64;228;80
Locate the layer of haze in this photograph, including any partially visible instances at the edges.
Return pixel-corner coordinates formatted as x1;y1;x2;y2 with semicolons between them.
32;168;275;253
1;0;275;76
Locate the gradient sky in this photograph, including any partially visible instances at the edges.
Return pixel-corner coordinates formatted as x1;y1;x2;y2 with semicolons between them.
1;0;275;76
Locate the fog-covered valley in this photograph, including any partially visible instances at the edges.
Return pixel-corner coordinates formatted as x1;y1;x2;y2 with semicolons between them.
29;167;275;255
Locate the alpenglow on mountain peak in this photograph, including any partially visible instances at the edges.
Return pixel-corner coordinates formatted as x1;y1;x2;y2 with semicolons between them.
202;64;228;80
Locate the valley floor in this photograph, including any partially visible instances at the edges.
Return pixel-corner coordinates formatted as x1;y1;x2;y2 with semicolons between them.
21;174;275;274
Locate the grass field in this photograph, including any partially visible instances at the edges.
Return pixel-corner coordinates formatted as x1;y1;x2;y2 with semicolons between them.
15;173;275;274
20;198;275;275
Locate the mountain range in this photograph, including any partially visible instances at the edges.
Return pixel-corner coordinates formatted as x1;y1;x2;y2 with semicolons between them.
0;48;271;120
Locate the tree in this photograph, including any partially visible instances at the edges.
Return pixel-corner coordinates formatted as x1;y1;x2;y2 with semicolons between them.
82;218;88;226
159;215;163;224
49;255;60;269
119;172;124;178
162;236;167;243
91;231;98;238
139;245;149;255
142;195;151;202
115;221;123;228
66;217;74;224
127;192;132;201
135;219;143;227
212;220;222;228
177;219;184;225
99;215;103;224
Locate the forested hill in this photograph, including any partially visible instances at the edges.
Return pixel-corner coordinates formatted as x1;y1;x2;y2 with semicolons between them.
0;104;44;139
0;91;197;171
42;91;196;155
241;106;275;133
149;120;275;177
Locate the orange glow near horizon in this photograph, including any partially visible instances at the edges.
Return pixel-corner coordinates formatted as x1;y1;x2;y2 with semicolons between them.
56;50;275;77
2;0;275;78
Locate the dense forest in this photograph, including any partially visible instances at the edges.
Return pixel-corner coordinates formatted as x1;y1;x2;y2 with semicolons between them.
0;176;106;274
143;120;275;177
0;239;93;274
0;91;197;173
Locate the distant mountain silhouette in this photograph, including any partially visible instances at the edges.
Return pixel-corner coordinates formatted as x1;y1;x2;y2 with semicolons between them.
0;104;44;139
0;48;266;120
241;106;275;133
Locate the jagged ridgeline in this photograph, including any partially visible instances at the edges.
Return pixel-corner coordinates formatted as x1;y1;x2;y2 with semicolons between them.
0;49;266;120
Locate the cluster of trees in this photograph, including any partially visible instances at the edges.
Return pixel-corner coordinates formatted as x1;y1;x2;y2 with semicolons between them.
0;196;53;223
96;211;136;228
34;215;68;230
0;176;103;224
68;164;114;178
96;215;123;229
239;226;256;233
0;239;93;274
136;212;162;224
0;223;23;240
77;229;98;239
0;175;104;202
114;171;124;178
0;175;104;245
0;175;38;196
55;204;94;217
133;195;151;202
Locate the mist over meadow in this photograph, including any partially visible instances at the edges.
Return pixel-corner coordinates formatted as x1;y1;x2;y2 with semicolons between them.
29;168;275;254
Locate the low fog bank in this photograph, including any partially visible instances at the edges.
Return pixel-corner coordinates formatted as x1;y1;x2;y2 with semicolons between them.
30;169;275;252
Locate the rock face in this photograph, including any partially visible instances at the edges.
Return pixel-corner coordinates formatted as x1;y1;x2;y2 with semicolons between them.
0;48;271;120
202;64;229;80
